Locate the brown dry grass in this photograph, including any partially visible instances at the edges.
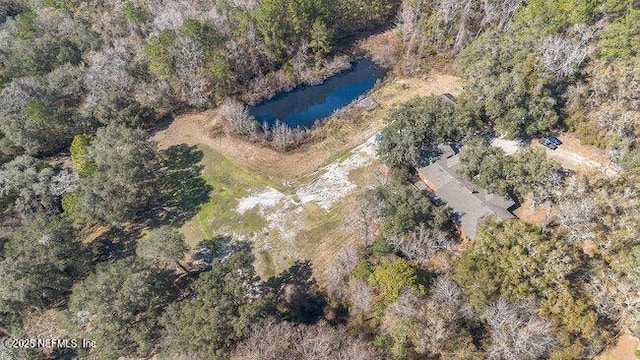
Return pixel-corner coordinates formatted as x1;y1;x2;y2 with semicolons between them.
356;29;401;68
513;199;549;226
152;73;462;184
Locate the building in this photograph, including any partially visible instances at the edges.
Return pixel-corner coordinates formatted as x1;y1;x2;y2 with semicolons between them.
415;145;517;240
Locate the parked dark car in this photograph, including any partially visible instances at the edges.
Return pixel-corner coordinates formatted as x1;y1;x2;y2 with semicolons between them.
547;135;562;146
539;137;558;150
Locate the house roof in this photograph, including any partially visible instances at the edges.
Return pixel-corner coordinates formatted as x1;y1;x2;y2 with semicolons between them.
416;150;516;240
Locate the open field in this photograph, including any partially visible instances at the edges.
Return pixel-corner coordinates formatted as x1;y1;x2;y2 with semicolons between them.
152;72;462;278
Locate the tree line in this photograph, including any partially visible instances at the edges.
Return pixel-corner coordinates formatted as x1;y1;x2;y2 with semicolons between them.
0;0;638;358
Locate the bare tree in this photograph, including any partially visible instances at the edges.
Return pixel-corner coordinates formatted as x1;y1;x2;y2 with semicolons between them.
389;223;456;261
485;299;556;360
553;176;598;244
222;98;259;137
348;279;375;313
229;0;260;10
325;243;360;298
232;319;379;360
0;155;63;218
172;36;204;79
481;0;523;31
397;0;427;64
589;267;640;336
49;169;79;196
540;35;589;80
414;299;457;355
350;195;382;248
435;0;482;53
0;78;41;117
85;43;134;105
413;277;476;356
171;35;211;106
270;120;302;150
595;105;638;138
149;0;197;34
430;277;473;318
33;7;77;36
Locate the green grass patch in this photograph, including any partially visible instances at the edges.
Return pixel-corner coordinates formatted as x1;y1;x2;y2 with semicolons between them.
323;150;351;167
181;145;275;246
258;250;276;278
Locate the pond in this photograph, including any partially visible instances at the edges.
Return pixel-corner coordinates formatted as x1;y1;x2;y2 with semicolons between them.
247;58;385;128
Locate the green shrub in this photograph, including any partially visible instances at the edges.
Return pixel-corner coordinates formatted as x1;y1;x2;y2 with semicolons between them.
16;10;36;40
124;2;148;24
145;31;175;79
70;134;94;176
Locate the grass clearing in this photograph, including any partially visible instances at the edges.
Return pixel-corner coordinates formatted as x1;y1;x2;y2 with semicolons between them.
155;71;463;279
180;145;275;247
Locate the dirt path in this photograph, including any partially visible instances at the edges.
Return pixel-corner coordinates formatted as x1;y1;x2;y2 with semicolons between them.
153;71;462;277
533;134;620;176
597;334;639;360
152;73;462;183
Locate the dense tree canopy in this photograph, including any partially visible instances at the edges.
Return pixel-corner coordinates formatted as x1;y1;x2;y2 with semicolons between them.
377;96;473;167
65;258;176;359
365;181;448;234
160;243;273;359
71;125;159;224
0;155;77;217
367;258;424;311
0;216;80;330
136;225;188;272
454;218;602;356
460;142;565;202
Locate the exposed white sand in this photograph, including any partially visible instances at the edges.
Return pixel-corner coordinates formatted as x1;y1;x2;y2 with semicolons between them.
234;133;379;246
296;133;378;210
236;187;290;215
490;137;522;155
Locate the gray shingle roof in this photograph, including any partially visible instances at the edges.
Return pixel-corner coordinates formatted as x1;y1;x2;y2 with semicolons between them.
416;151;516;240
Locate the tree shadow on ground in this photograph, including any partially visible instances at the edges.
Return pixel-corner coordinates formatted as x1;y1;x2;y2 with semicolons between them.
266;260;328;325
150;144;213;227
85;225;142;265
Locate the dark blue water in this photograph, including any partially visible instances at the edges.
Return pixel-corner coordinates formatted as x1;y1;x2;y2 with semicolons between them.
248;58;384;128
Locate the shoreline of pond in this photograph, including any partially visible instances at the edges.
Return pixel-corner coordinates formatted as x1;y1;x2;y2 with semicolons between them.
247;58;387;129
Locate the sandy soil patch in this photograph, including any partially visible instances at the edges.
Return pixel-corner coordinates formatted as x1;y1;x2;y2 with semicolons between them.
236;187;301;246
513;199;549;226
234;134;379;255
152;73;462;183
534;133;620;176
597;334;639;360
491;137;522;155
237;187;291;215
297;134;379;210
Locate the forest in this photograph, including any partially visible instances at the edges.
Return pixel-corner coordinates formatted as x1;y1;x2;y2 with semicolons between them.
0;0;638;359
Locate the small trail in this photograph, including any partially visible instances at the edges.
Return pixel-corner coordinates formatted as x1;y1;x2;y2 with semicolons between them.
152;73;464;182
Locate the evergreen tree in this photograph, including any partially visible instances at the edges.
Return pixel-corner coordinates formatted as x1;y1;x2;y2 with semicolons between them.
73;125;158;223
65;258;175;359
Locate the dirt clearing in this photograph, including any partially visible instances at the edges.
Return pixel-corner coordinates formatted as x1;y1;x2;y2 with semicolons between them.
597;334;639;360
152;71;462;276
534;133;620;176
152;72;462;183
